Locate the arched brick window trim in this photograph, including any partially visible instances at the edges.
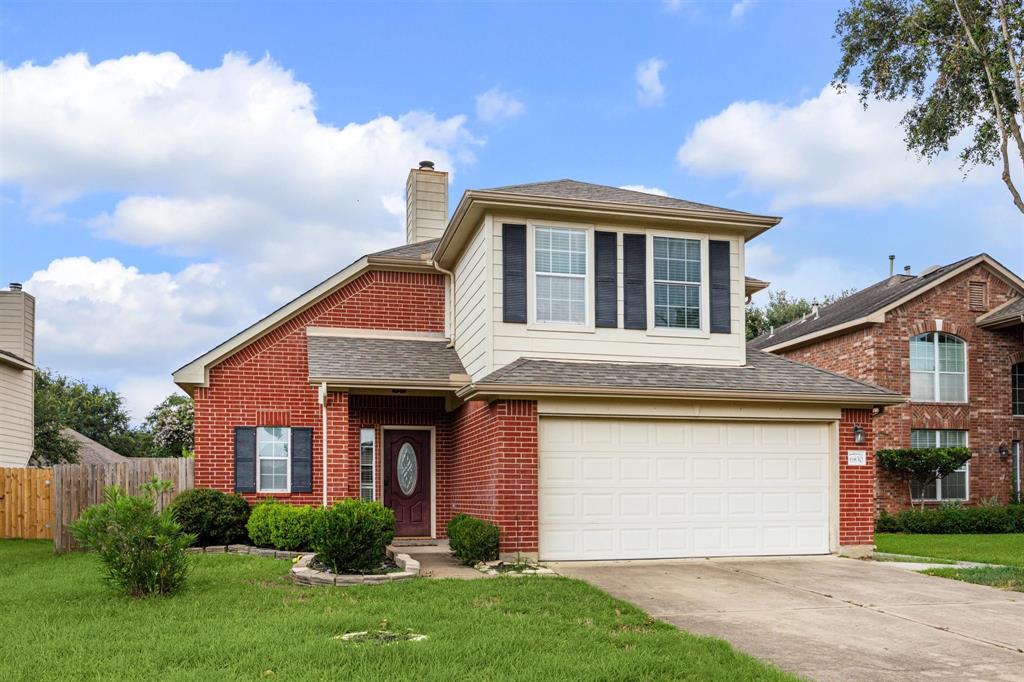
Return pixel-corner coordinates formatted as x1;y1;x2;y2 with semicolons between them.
908;319;973;342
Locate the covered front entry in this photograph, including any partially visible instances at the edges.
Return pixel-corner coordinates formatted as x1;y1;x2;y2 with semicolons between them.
538;417;832;561
383;428;432;537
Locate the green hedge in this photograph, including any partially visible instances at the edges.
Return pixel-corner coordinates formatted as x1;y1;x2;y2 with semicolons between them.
170;488;250;546
447;513;499;565
311;500;395;573
876;504;1024;534
247;500;318;551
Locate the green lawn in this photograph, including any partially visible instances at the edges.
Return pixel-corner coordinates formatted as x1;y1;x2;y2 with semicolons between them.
921;566;1024;593
874;533;1024;567
0;541;793;681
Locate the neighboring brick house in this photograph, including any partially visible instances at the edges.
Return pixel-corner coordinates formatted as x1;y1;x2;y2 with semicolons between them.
750;255;1024;513
174;163;904;560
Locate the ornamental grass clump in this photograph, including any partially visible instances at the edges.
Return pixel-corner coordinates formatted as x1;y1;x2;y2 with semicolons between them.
311;500;395;574
69;478;194;598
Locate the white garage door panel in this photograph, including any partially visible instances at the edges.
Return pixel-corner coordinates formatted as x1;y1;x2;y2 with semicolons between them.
538;419;831;561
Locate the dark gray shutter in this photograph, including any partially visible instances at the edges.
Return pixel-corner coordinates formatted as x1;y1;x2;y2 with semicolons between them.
623;233;646;330
233;427;256;493
594;231;617;328
502;224;527;323
290;427;313;493
709;240;731;334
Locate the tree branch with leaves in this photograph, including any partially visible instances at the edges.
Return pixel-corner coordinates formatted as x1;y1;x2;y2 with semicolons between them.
834;0;1024;214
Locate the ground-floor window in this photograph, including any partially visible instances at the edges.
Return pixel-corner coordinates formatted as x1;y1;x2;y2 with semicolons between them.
360;427;376;501
257;426;290;493
910;429;968;501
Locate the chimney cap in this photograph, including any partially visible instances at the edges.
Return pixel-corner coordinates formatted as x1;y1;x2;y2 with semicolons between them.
8;283;22;292
418;160;435;170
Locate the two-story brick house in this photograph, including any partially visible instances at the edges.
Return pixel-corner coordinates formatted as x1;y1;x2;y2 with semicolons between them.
174;163;904;560
750;256;1024;513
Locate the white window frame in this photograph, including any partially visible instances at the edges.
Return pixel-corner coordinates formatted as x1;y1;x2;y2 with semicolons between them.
359;427;376;501
1012;362;1024;417
645;230;710;338
909;332;968;403
526;221;595;332
256;426;291;494
910;429;969;502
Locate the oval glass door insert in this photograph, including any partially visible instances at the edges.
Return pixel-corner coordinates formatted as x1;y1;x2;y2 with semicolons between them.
397;443;418;495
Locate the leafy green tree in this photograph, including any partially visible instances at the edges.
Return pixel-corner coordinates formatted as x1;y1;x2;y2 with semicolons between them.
35;369;133;455
31;373;80;466
746;290;855;340
877;446;973;509
142;394;194;458
834;0;1024;214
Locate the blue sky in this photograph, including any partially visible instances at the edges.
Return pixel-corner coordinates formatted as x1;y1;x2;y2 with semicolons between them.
1;0;1021;420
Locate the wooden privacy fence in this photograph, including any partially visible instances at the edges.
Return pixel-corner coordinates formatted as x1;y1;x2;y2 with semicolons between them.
50;457;194;552
1;467;54;540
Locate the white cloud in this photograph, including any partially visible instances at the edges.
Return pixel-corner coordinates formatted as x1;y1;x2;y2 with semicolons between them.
730;0;756;21
635;58;666;108
677;85;979;209
475;87;524;123
3;51;478;417
620;184;669;196
744;243;879;303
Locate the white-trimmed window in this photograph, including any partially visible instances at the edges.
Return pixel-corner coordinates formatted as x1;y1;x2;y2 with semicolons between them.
653;236;701;329
910;332;967;403
1012;362;1024;417
534;226;587;325
257;426;290;493
360;427;375;501
910;429;968;501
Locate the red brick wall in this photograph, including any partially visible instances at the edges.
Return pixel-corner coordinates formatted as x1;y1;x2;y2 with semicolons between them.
781;264;1024;513
839;409;875;546
192;270;445;506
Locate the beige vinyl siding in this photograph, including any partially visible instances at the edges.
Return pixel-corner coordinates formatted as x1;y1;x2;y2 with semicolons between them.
453;218;492;378
0;363;34;467
0;291;34;362
406;169;449;244
488;217;746;373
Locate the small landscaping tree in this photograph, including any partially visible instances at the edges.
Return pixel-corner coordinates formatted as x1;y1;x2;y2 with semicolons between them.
876;446;973;510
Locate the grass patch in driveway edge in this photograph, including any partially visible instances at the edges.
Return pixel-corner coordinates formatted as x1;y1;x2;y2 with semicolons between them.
874;533;1024;567
921;565;1024;592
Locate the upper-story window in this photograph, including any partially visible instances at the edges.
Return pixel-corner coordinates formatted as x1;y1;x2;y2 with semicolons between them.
1013;362;1024;417
534;226;587;325
910;332;967;403
653;236;701;329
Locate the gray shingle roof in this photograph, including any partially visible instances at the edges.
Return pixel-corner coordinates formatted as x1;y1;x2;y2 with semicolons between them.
976;295;1024;328
749;255;979;350
482;179;761;217
307;334;467;383
368;239;439;261
472;349;899;400
61;428;130;465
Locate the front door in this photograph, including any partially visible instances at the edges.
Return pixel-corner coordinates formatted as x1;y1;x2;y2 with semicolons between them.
383;429;431;537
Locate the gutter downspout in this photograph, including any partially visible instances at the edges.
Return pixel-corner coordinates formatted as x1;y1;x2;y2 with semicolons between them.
318;381;328;508
431;260;456;348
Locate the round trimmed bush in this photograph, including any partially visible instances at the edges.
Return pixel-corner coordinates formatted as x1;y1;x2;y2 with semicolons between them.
270;505;319;551
247;500;284;548
170;488;250;546
447;513;499;565
311;500;395;573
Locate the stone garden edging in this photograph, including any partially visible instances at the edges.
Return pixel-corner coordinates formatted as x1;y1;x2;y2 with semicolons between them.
186;544;306;560
290;548;420;586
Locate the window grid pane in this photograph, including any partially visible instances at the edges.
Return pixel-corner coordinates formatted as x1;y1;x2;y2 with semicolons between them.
257;426;290;492
653;236;701;329
1012;363;1024;416
360;428;375;501
910;429;968;501
910;332;966;403
534;227;586;324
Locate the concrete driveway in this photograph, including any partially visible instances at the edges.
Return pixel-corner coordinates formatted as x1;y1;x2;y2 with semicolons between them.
550;556;1024;681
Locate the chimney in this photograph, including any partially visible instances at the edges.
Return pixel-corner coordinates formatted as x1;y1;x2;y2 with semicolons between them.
888;255;895;276
405;161;448;244
0;284;34;365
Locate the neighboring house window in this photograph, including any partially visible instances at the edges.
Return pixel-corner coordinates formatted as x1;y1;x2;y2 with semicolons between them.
534;226;587;324
257;426;290;493
910;332;967;403
653;236;701;329
910;429;968;501
360;427;375;501
1013;362;1024;417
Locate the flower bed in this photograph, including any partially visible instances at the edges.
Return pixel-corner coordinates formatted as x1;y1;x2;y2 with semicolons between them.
185;544;306;560
291;549;420;586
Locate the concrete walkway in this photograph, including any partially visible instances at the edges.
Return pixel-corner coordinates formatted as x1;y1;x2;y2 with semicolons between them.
550;555;1024;682
394;544;482;579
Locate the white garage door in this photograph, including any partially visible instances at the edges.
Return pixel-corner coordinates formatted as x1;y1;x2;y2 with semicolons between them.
538;418;831;561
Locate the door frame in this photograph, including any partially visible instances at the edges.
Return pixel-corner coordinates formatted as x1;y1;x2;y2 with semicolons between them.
381;425;436;539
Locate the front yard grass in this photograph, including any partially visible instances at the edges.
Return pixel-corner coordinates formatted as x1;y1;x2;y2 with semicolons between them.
0;541;794;681
921;566;1024;593
874;533;1024;567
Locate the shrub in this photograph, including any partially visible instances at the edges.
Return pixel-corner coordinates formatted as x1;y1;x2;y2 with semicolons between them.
247;500;319;551
447;513;499;565
876;447;972;510
875;504;1024;534
170;488;250;546
311;500;395;573
69;480;194;597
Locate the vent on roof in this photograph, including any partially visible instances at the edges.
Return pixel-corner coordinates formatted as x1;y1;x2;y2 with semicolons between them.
919;264;941;277
968;281;987;311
